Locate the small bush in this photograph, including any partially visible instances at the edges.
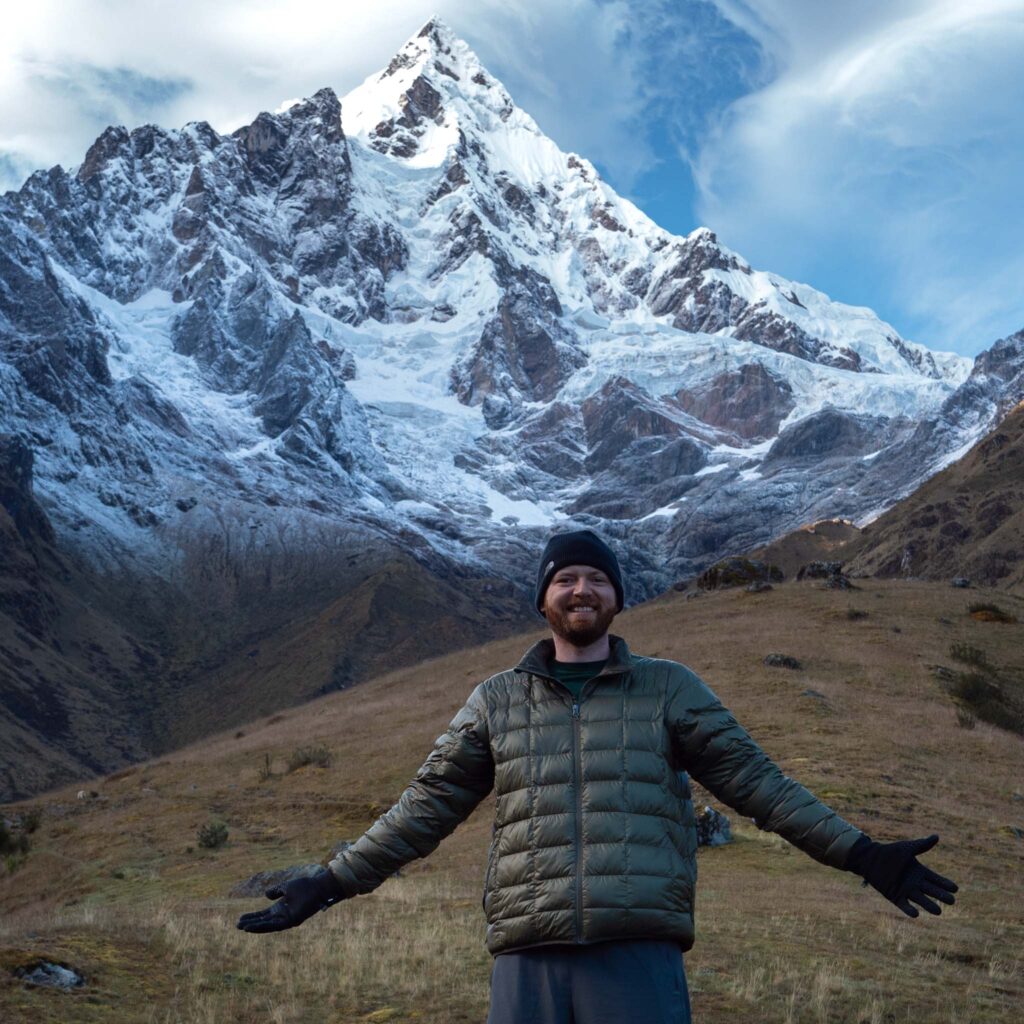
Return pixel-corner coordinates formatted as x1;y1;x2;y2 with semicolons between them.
197;821;229;849
968;602;1018;624
17;808;42;834
956;709;977;730
946;672;1024;735
287;745;332;773
846;608;869;621
257;753;274;783
0;820;31;874
0;821;29;855
950;642;988;666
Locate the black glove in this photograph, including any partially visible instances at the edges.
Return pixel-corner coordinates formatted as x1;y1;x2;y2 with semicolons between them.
236;867;345;933
844;833;958;918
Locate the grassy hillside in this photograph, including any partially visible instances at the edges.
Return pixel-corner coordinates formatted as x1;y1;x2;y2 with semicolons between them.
2;578;1023;1022
846;402;1024;590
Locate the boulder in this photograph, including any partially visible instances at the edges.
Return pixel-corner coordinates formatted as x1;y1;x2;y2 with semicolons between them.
696;805;732;847
16;961;85;989
764;653;803;670
796;560;844;580
824;574;857;590
797;560;856;589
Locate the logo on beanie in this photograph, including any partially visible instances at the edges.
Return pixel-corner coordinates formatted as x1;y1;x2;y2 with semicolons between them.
545;560;555;575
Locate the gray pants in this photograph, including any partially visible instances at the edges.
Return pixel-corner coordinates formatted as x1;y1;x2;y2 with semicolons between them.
486;940;691;1024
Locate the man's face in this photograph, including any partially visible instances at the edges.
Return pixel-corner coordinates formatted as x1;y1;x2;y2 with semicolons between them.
542;564;618;647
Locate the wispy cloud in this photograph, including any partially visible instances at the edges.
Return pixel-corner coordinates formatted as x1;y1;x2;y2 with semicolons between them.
695;0;1024;353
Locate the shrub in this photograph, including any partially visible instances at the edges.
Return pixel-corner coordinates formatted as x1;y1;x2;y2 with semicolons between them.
950;642;987;667
846;608;869;621
197;821;229;849
257;753;274;782
287;745;332;773
0;820;31;874
968;602;1018;624
946;672;1024;735
956;709;977;730
698;558;783;590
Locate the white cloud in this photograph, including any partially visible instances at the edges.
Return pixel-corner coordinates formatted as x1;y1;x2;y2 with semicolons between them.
698;0;1024;353
0;0;657;188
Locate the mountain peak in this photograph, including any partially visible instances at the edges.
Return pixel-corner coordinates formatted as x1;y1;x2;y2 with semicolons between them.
341;18;524;167
378;14;469;85
416;15;458;48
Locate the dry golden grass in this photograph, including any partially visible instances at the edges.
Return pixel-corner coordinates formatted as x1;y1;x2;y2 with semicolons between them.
2;579;1023;1022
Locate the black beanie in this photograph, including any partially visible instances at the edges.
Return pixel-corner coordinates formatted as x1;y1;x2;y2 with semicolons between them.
535;529;624;615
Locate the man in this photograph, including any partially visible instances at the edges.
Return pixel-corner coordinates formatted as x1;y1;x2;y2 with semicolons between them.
238;529;958;1023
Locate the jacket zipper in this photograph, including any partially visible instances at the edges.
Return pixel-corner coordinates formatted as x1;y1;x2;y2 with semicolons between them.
572;698;584;942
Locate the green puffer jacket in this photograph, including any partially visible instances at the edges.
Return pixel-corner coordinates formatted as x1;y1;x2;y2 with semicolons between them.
328;635;864;955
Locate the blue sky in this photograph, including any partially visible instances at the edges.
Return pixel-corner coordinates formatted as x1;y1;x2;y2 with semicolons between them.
3;0;1022;357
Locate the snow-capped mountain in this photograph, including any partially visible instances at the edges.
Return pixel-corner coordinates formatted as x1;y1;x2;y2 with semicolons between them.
1;17;1019;606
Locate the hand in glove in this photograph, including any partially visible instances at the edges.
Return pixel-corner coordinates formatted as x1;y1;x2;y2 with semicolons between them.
844;833;958;918
236;867;345;933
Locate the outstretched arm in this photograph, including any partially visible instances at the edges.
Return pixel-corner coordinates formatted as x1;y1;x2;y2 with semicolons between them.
237;684;494;934
666;667;958;916
328;684;494;896
667;667;862;869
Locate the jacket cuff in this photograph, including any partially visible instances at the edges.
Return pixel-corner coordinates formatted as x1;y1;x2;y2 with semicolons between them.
325;857;361;899
841;834;875;874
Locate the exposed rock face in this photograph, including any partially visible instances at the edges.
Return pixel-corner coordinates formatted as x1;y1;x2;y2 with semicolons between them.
673;364;795;440
766;409;884;463
450;279;585;406
0;435;60;638
0;434;56;547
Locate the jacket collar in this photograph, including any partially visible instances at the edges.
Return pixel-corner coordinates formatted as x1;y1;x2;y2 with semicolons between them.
515;633;634;683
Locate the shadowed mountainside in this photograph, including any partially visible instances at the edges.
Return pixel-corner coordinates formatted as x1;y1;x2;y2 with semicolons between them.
845;401;1024;589
752;402;1024;594
0;433;534;801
